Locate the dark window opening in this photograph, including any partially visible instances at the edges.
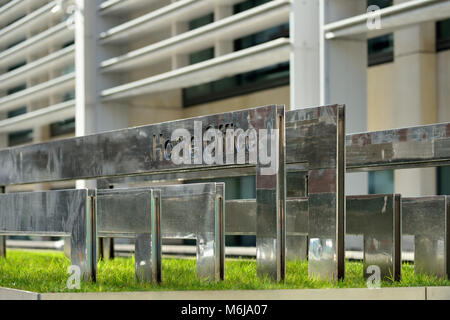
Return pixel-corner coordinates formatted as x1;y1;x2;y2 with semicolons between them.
7;107;33;147
367;1;394;67
437;18;450;52
368;33;394;67
367;0;392;9
183;23;289;107
188;13;214;30
7;84;27;95
7;106;27;118
233;0;272;14
4;14;26;28
438;166;450;195
50;90;76;137
50;118;75;137
62;40;75;48
7;61;26;72
6;38;26;50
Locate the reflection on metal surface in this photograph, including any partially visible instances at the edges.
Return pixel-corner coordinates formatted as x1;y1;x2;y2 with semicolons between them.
347;122;450;172
4;102;450;284
100;104;343;281
0;189;97;281
158;183;225;281
347;194;401;281
99;238;115;260
256;106;286;282
96;188;161;283
0;104;285;282
0;105;282;185
286;105;345;281
95;184;224;282
225;198;308;262
402;196;449;278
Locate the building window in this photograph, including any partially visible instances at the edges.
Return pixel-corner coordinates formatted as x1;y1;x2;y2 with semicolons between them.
61;64;75;76
367;0;392;9
183;0;289;107
233;0;272;13
7;61;26;72
368;34;394;67
62;90;75;101
50;90;76;137
438;167;450;195
189;13;214;30
62;40;75;49
368;170;394;194
7;84;27;95
6;38;26;50
7;107;33;147
367;0;394;67
437;18;450;52
50;118;75;137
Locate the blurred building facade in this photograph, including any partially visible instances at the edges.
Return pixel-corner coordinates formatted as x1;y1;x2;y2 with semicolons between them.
0;0;449;199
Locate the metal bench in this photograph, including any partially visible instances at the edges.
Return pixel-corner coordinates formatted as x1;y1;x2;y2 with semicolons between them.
0;189;97;281
96;104;346;281
96;187;161;283
0;104;286;281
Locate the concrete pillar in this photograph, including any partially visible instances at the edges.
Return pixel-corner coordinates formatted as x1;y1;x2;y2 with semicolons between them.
289;0;320;109
171;21;189;69
75;0;129;191
392;0;437;197
321;0;368;195
437;50;450;123
214;5;233;56
75;0;128;134
75;1;129;257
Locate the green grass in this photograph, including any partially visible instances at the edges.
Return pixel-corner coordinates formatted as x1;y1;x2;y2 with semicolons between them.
0;249;449;293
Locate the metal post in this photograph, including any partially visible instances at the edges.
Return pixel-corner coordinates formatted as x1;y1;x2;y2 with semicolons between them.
135;189;161;283
347;194;402;282
0;186;4;258
69;190;97;282
402;196;449;278
256;106;286;281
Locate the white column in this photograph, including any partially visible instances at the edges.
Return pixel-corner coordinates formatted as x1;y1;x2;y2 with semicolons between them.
321;0;368;195
75;0;129;189
289;0;321;109
214;5;233;56
392;0;437;197
171;21;189;69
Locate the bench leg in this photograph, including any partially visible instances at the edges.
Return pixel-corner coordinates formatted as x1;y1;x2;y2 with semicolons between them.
70;192;97;282
256;109;286;282
135;233;161;283
134;190;161;283
0;188;4;258
195;184;225;282
0;236;5;258
101;238;115;260
196;234;222;282
97;238;115;261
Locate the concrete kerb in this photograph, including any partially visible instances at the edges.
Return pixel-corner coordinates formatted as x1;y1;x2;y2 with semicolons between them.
0;286;443;300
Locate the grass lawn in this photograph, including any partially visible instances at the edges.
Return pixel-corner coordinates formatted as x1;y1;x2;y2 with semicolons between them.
0;249;449;293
